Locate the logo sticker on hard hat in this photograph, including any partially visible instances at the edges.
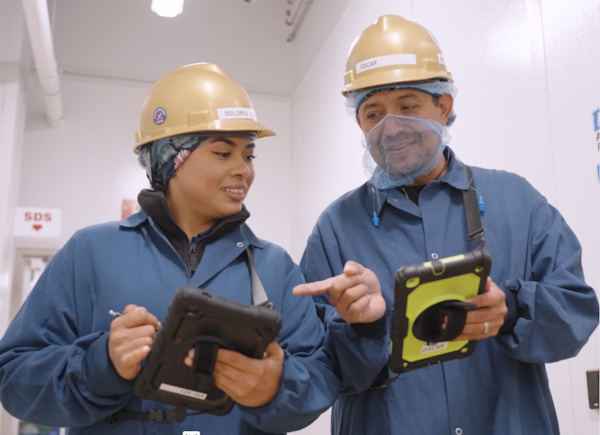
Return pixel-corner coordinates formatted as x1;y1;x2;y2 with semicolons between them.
153;107;167;125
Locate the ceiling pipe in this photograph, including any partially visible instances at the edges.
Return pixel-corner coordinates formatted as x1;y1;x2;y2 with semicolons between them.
287;0;313;43
286;0;303;26
21;0;64;127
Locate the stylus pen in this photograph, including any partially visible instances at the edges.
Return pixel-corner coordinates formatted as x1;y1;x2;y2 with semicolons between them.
109;309;162;330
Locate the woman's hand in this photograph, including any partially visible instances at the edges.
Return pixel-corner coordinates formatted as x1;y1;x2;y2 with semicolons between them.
108;305;160;380
185;340;284;407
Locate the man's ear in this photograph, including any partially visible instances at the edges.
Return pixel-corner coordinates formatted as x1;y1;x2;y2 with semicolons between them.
438;94;453;125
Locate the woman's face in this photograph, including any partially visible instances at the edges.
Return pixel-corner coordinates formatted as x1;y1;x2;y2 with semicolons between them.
168;136;256;224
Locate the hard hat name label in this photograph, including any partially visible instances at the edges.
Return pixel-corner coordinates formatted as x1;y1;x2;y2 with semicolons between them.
217;107;257;121
356;54;417;74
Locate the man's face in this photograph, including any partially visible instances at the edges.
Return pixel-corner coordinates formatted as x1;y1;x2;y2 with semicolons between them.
356;88;452;133
356;89;452;178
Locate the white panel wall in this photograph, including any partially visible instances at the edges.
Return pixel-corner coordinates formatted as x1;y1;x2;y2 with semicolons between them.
291;1;599;434
541;0;600;433
0;0;28;432
291;0;352;89
19;76;293;253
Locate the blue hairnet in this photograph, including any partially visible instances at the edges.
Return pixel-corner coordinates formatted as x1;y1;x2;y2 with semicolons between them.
346;80;459;126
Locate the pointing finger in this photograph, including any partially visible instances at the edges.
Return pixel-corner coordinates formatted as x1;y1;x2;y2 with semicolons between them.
293;278;335;296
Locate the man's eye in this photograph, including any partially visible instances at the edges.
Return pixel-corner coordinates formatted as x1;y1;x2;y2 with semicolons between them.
246;155;257;161
367;112;380;119
402;106;416;111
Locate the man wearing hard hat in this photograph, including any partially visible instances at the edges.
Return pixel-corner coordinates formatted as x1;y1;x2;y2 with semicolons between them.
295;15;598;435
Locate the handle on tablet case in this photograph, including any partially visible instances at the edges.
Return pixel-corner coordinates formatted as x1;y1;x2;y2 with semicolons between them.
192;341;219;377
412;300;478;342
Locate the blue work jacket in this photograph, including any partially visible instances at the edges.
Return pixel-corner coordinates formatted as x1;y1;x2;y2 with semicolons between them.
0;211;386;434
301;151;599;435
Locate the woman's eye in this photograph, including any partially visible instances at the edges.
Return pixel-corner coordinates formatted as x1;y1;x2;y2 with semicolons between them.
246;155;257;161
213;152;230;158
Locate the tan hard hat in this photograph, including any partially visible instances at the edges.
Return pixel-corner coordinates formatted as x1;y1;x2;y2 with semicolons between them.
342;15;452;96
135;63;275;152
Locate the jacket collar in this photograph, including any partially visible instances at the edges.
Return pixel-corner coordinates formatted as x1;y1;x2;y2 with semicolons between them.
367;147;471;218
120;210;149;229
119;193;263;250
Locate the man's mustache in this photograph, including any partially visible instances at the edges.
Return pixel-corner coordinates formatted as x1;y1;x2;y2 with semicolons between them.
378;132;421;152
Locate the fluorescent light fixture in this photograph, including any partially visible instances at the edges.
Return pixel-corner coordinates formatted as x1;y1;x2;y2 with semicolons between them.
151;0;184;17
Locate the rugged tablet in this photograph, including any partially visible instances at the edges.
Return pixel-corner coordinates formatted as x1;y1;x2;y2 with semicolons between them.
389;248;492;374
133;286;282;415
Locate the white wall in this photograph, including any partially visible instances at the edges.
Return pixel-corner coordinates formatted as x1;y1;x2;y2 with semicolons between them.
19;75;293;253
0;0;28;432
540;1;600;432
290;1;599;434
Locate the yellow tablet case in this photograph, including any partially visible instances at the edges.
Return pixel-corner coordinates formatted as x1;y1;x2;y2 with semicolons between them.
389;248;492;374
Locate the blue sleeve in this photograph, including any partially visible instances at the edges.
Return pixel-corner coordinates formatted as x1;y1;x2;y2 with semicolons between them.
300;223;390;395
0;241;134;426
496;191;599;363
239;254;340;432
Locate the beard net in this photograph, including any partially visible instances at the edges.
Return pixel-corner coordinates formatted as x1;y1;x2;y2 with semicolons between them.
363;115;450;189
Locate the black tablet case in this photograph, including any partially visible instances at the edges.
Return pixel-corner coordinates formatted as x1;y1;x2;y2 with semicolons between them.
134;286;282;415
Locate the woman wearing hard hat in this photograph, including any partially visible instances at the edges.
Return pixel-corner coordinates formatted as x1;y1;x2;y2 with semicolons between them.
0;63;388;434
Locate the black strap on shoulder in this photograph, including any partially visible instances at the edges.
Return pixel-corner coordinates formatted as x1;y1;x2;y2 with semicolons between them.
105;405;188;426
463;166;486;248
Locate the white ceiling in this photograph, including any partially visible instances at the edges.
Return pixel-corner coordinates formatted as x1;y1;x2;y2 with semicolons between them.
50;0;295;96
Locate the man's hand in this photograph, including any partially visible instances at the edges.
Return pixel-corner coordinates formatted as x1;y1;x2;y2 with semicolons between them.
108;305;161;380
455;277;507;341
293;261;386;323
185;341;284;407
